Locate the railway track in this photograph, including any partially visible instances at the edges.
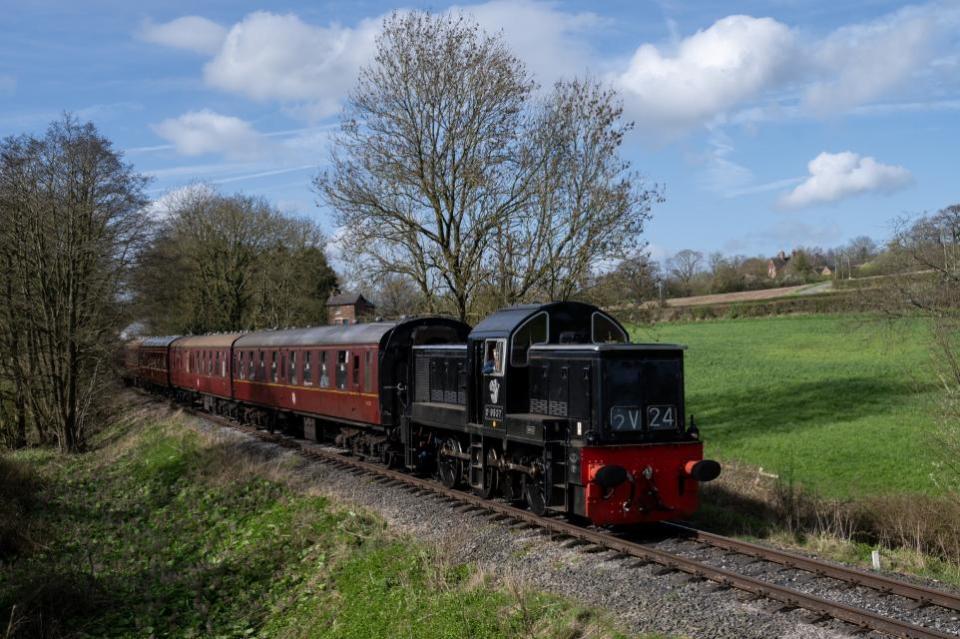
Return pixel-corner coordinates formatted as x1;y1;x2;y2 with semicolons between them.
184;404;960;639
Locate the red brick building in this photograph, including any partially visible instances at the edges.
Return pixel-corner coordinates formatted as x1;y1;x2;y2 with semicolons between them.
326;292;376;325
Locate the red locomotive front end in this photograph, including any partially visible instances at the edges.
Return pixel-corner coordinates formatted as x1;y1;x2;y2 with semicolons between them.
580;441;718;526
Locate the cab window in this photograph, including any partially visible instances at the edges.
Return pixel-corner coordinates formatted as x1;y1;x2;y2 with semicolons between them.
511;312;548;366
592;312;628;344
482;339;506;377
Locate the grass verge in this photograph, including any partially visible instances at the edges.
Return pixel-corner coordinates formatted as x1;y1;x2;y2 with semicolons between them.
0;402;642;639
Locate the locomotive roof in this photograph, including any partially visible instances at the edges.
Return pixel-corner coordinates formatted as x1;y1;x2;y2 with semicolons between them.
469;301;626;341
529;343;687;352
140;335;182;348
172;333;244;348
234;322;399;348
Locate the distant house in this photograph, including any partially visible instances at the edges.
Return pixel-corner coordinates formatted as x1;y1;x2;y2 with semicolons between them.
820;265;833;277
767;250;790;279
326;292;376;325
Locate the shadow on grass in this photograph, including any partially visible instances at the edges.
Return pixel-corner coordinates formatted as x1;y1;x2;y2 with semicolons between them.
686;482;785;538
691;376;936;442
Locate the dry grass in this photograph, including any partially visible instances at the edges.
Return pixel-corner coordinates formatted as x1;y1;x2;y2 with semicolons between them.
694;460;960;584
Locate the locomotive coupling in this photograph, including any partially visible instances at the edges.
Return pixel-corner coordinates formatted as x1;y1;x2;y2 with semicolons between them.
683;459;721;482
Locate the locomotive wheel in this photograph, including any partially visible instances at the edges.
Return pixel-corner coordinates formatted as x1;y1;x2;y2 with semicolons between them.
501;470;522;503
476;448;500;499
522;474;547;516
437;439;463;489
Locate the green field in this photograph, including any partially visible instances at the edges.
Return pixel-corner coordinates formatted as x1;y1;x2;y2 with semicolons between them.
631;315;941;498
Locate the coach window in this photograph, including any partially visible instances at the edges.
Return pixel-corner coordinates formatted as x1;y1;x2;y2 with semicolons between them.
280;352;287;382
511;312;548;366
289;351;297;384
364;351;373;391
238;352;245;380
591;312;627;344
352;352;360;387
320;351;329;387
303;352;313;384
215;351;220;377
271;351;278;383
336;351;347;389
482;339;506;377
258;351;265;381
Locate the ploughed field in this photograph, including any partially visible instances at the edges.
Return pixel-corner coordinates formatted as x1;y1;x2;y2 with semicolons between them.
631;314;940;498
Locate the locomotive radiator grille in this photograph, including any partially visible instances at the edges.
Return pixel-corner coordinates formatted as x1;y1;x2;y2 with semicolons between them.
548;400;568;417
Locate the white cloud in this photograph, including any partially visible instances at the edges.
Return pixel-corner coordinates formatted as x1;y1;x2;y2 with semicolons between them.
144;183;217;220
144;3;605;121
0;74;16;96
140;16;227;55
141;2;960;132
203;12;380;119
779;151;912;209
614;15;795;135
613;2;960;135
457;0;605;86
804;4;957;113
151;110;264;159
697;129;754;196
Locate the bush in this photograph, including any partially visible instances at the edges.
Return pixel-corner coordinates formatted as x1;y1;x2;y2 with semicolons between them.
0;456;39;560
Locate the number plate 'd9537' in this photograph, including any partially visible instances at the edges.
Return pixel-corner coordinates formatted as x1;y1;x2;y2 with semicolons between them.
609;405;677;431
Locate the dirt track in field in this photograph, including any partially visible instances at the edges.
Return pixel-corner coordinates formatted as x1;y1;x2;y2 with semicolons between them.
633;281;833;309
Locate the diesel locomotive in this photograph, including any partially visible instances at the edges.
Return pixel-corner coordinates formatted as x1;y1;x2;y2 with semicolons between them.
125;301;720;526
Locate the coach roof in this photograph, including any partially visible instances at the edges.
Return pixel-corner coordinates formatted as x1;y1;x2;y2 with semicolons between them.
172;333;244;349
234;322;399;349
140;335;182;348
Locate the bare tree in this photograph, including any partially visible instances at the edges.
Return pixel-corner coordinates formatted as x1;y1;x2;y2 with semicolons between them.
316;12;534;322
490;78;661;308
370;273;426;319
583;251;661;308
882;204;960;493
317;13;662;321
846;235;878;265
667;249;704;295
133;190;337;333
0;116;149;452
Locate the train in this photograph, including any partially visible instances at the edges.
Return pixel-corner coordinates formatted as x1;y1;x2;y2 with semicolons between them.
123;301;720;526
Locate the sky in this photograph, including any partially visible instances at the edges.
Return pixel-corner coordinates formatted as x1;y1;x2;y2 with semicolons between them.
1;0;958;263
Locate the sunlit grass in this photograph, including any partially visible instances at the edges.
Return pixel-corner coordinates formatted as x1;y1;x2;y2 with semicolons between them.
629;314;941;497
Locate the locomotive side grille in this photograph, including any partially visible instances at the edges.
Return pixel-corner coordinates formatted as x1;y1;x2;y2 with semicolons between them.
415;356;429;402
444;390;458;404
548;400;568;417
431;389;444;402
457;390;466;405
531;398;548;414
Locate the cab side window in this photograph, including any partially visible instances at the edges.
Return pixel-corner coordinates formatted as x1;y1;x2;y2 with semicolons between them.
482;339;506;377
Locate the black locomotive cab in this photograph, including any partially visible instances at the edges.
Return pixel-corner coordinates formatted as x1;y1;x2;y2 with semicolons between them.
525;343;692;445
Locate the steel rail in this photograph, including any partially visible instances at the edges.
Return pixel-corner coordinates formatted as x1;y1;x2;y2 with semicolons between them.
663;522;960;613
189;407;958;639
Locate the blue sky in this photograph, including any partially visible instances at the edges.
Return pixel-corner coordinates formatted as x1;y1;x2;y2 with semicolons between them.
2;0;958;263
